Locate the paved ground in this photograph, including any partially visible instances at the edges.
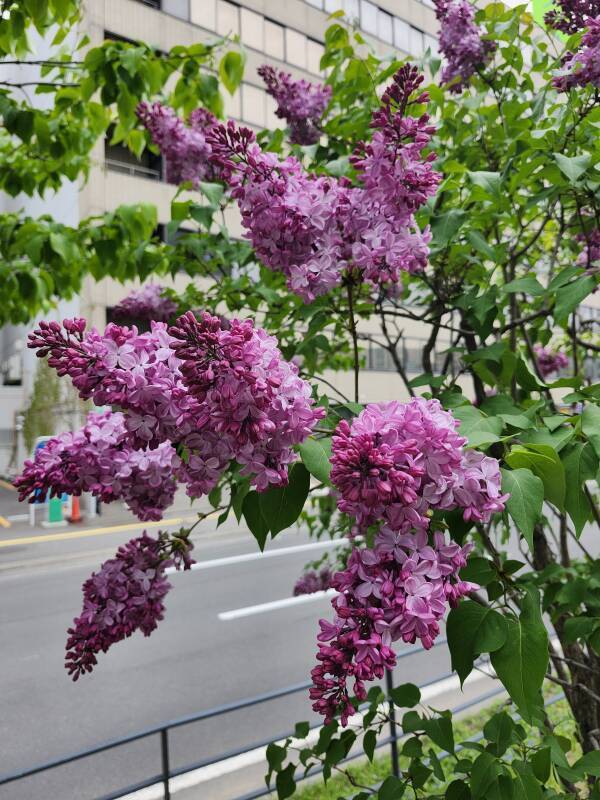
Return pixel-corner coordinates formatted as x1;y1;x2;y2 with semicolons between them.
5;484;586;800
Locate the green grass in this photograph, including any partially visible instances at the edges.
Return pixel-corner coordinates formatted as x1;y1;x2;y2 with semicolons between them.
289;690;579;800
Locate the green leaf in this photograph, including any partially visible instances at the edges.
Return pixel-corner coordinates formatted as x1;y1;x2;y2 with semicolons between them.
554;152;591;183
424;715;454;753
467;230;496;260
259;462;310;536
468;170;501;197
505;444;566;510
501;468;544;552
562;443;597;535
198;181;224;208
242;491;270;550
298;437;332;485
218;50;245;95
447;600;507;685
446;779;471;800
483;712;515;757
515;356;546;391
470;751;501;799
531;747;552;783
275;762;296;800
582;403;600;459
452;405;503;444
363;729;377;762
390;683;421;708
294;721;309;739
573;750;600;778
554;275;596;324
490;587;548;723
431;209;467;246
503;276;545;296
512;761;543;800
378;775;405;799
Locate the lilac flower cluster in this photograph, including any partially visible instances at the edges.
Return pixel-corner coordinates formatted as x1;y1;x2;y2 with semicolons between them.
310;398;508;724
553;18;600;91
138;66;439;303
14;411;178;521
258;65;332;145
65;531;194;679
545;0;599;34
136;102;219;186
112;284;178;323
330;398;507;531
311;531;477;725
434;0;496;93
169;311;325;490
27;313;323;495
577;229;600;267
293;567;333;596
534;345;570;378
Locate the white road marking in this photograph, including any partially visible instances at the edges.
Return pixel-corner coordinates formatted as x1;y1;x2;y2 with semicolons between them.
218;589;337;621
120;669;496;800
165;539;340;576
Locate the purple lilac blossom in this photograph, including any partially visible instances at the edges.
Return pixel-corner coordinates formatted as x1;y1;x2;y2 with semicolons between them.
65;531;194;679
258;64;332;145
27;313;324;494
112;284;178;323
136;102;219;186
434;0;496;93
14;411;178;521
545;0;599;33
294;567;333;596
534;344;570;378
310;531;477;725
577;229;600;267
138;66;439;303
553;18;600;91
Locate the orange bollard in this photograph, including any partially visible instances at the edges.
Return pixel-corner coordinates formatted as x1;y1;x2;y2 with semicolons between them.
68;495;83;524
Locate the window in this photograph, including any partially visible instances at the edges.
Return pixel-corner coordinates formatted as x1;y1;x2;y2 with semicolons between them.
409;25;424;55
105;135;162;181
135;0;160;7
344;0;360;19
393;17;410;51
240;8;264;50
286;28;307;69
307;38;324;75
191;0;216;28
104;30;137;46
360;0;378;35
377;9;393;43
216;0;239;36
265;19;285;60
242;84;266;127
324;0;343;10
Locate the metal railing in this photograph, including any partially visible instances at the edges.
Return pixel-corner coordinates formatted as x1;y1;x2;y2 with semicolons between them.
0;637;534;800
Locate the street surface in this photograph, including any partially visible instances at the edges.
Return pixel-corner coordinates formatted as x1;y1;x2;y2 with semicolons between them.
0;485;528;799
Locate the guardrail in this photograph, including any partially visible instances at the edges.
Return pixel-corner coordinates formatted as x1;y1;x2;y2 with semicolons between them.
0;637;530;800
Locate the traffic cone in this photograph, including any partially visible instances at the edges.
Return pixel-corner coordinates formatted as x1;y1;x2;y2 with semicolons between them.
68;495;83;523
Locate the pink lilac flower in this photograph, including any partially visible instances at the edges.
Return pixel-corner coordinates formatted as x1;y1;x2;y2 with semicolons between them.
310;531;477;724
553;18;600;91
28;313;323;495
169;311;325;490
434;0;496;93
545;0;599;33
138;66;438;303
534;344;570;378
577;229;600;268
294;567;333;596
14;411;178;521
258;65;331;145
65;531;194;680
112;285;178;323
136;102;219;186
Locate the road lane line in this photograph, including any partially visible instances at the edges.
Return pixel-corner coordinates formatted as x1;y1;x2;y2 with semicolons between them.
0;516;197;548
120;670;495;800
218;589;337;620
0;479;16;491
165;539;340;576
0;515;10;528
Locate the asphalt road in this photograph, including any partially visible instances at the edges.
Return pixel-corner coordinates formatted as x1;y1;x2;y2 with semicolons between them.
0;493;496;800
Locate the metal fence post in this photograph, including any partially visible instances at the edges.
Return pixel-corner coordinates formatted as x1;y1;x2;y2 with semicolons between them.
385;669;400;779
160;729;171;800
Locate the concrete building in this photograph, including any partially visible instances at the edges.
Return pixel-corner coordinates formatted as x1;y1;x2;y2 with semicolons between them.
0;0;444;471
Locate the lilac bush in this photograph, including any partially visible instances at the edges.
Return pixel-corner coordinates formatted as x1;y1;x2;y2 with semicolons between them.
545;0;599;33
258;65;331;145
553;18;600;91
434;0;496;92
534;344;570;378
112;284;178;323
